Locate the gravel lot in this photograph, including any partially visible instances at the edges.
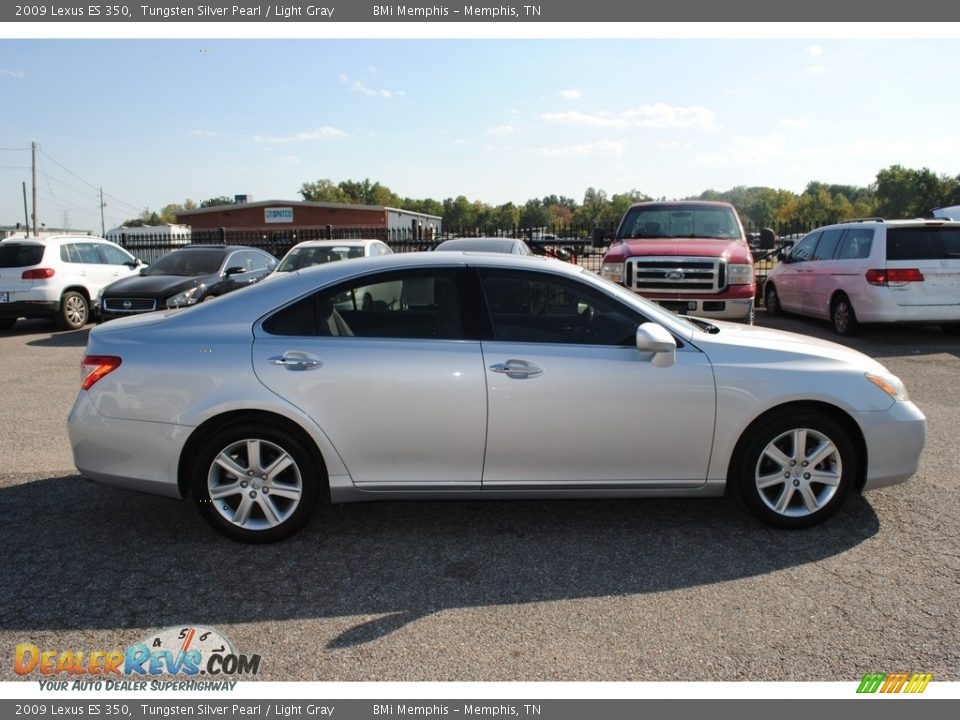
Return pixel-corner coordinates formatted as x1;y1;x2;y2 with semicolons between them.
1;313;958;682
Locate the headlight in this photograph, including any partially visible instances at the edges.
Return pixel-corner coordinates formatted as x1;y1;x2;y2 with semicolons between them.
728;263;753;285
866;372;909;402
166;287;201;308
600;262;624;284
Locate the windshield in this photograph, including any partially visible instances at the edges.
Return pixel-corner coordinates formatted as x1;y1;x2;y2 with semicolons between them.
618;205;742;240
145;248;226;276
276;245;364;272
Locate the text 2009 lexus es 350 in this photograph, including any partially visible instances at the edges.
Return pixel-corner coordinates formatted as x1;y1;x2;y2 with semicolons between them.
68;252;926;542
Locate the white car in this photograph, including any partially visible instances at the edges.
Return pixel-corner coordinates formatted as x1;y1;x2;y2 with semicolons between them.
268;238;397;310
0;235;142;330
68;252;925;542
764;218;960;336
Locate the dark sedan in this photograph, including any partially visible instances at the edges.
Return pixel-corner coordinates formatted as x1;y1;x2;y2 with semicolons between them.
98;245;276;321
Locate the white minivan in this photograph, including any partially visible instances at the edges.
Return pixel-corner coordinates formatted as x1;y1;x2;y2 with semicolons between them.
764;218;960;336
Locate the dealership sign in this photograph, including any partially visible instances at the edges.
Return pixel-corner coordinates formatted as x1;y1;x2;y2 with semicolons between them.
265;208;294;223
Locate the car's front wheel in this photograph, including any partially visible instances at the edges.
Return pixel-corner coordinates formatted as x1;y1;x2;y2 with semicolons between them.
0;318;16;330
733;410;856;529
58;291;89;330
191;423;322;543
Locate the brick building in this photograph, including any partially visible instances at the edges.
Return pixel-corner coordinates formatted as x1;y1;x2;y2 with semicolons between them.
175;199;442;239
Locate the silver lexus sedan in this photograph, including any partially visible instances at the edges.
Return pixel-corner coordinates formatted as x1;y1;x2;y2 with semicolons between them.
67;252;926;542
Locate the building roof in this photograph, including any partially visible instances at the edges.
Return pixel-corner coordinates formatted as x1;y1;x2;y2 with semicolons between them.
176;199;442;221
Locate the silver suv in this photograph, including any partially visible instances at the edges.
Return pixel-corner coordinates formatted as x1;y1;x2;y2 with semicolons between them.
0;235;141;331
764;218;960;336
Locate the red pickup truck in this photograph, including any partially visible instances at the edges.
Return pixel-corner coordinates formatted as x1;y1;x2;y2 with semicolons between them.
599;200;755;323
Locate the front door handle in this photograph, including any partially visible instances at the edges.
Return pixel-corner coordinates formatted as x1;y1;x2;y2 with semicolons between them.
268;354;321;371
489;359;543;378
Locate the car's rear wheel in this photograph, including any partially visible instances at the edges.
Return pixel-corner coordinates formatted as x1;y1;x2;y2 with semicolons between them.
733;410;856;529
191;423;321;543
57;291;89;330
764;283;781;317
831;294;859;336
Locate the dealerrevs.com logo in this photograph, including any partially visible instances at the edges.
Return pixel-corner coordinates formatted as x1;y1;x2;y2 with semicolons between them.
857;673;933;694
14;626;261;690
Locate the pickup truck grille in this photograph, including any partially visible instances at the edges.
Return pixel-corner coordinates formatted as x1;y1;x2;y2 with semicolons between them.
102;297;158;313
626;257;724;294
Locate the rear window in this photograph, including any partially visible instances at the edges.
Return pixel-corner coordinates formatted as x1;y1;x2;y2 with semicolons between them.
0;244;45;267
886;227;960;260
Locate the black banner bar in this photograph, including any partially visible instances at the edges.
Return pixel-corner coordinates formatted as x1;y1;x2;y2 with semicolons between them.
2;1;959;23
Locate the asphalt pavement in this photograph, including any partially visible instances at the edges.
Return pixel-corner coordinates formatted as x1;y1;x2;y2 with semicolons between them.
1;314;958;682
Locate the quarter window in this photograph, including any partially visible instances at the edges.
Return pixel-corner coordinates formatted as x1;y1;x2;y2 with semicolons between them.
97;243;135;265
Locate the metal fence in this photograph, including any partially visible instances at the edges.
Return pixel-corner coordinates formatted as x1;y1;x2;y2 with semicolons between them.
113;221;808;301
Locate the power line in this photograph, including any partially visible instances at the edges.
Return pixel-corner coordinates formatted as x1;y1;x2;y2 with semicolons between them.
36;145;144;215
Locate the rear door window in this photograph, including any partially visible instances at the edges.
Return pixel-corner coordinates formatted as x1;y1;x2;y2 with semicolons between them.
836;228;875;260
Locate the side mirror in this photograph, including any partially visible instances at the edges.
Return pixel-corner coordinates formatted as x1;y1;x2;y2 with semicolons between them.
777;251;788;263
591;227;609;247
759;227;777;250
224;266;246;276
636;322;676;368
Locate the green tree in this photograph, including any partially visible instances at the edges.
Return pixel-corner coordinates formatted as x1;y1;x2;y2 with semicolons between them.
199;196;234;208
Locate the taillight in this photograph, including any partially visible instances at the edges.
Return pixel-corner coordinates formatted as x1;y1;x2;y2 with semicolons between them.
22;268;55;280
81;355;121;390
865;268;924;286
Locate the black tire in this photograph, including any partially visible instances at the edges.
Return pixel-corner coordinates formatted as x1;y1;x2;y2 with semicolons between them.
191;422;322;543
831;293;860;337
57;291;89;330
732;410;856;529
764;283;781;317
941;324;960;337
0;318;16;330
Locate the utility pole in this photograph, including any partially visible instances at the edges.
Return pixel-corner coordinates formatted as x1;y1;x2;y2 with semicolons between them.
31;141;38;236
100;187;106;237
22;182;29;235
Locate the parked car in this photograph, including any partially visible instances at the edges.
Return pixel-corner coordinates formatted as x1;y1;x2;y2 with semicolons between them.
68;252;925;543
271;239;393;276
98;245;276;321
599;201;756;324
764;218;960;336
0;235;142;331
268;239;397;310
434;237;535;256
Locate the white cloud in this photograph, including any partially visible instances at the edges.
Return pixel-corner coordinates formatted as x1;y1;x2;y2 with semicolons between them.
653;140;692;149
542;103;717;130
277;155;301;164
559;89;581;100
779;117;810;129
188;129;218;137
806;65;828;75
0;69;24;79
526;140;628;157
352;80;404;99
807;45;824;57
486;125;517;136
337;73;349;83
252;127;348;144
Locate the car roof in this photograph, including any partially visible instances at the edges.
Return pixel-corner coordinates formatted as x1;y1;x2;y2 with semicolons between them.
286;239;384;249
0;234;109;245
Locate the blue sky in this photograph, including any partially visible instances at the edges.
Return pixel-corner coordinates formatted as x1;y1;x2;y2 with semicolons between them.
2;37;960;231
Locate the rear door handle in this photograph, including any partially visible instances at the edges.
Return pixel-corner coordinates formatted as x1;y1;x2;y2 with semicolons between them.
268;354;321;371
489;359;543;378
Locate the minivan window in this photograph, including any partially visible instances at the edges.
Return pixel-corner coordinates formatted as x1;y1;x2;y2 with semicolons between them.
789;232;821;262
836;228;875;260
0;244;45;267
813;229;845;260
886;227;960;260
